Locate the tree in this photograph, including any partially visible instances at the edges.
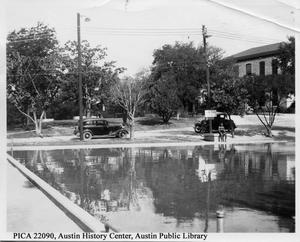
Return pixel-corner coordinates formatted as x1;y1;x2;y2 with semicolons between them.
111;73;147;140
151;42;224;114
277;36;295;75
147;72;182;123
152;42;204;113
210;58;248;118
244;74;294;137
242;37;295;137
7;23;61;136
212;78;248;118
59;40;124;118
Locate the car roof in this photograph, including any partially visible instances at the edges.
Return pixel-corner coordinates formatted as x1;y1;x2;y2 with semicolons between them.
216;112;227;115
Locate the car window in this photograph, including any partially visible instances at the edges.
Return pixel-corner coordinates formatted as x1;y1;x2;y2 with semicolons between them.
96;120;106;126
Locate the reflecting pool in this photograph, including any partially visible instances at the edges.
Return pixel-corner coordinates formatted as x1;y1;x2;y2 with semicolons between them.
10;143;295;232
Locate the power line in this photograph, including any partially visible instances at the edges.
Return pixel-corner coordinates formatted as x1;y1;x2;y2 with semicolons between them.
6;27;284;45
6;35;274;45
7;70;111;77
208;29;281;42
211;34;275;45
57;25;282;41
79;28;282;44
9;26;282;41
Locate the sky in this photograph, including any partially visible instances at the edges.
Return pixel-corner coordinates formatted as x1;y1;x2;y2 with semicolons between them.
4;0;299;76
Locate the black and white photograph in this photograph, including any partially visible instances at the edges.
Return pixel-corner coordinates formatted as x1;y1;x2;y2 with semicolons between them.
0;0;298;241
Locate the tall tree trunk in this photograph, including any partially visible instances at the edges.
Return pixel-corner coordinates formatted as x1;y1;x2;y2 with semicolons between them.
255;112;273;137
192;103;196;116
33;110;45;137
86;99;91;118
122;111;127;125
176;110;181;120
26;107;31;128
83;107;87;118
265;125;273;137
128;112;135;140
129;122;134;140
34;121;42;137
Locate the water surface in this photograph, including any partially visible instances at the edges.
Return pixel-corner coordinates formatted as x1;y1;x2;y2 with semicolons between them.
10;143;295;232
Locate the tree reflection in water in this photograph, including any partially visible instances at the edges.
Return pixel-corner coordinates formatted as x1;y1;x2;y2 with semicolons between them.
13;143;295;232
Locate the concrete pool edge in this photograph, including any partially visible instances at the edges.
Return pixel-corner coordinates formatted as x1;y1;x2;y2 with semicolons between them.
7;139;288;151
6;154;119;233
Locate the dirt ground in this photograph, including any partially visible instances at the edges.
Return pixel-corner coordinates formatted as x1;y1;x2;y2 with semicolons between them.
7;114;295;147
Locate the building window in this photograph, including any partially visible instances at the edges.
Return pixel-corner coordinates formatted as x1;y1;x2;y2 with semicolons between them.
272;59;278;75
246;63;252;75
259;61;265;76
233;65;239;77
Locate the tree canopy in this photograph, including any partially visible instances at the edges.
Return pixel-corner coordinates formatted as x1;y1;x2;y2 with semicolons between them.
243;73;294;137
7;22;125;135
151;41;224;114
151;42;205;112
58;40;125;117
146;71;182;123
7;22;62;135
111;71;148;139
277;36;295;75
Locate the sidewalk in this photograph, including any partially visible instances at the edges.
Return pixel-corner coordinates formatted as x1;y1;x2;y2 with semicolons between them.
7;126;294;148
7;114;295;147
7;162;82;232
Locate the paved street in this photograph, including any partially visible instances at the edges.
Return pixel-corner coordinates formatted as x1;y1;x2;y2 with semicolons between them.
7;114;295;148
6;126;294;148
7;162;82;232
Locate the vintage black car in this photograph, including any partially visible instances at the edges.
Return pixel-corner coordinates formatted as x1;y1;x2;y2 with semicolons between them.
74;118;128;140
194;112;236;137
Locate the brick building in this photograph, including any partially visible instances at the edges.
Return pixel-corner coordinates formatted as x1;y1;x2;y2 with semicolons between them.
232;42;294;110
232;42;282;77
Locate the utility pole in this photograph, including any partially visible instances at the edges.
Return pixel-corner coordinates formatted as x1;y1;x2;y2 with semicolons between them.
77;13;83;140
202;25;213;135
202;25;210;108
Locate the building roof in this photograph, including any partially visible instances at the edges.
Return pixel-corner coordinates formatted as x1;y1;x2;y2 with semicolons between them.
232;42;283;62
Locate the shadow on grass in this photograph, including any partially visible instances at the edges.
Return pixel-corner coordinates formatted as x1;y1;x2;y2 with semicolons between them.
136;118;171;126
72;135;121;141
272;126;295;132
273;131;295;142
164;130;198;136
234;129;263;137
235;124;295;141
7;130;38;139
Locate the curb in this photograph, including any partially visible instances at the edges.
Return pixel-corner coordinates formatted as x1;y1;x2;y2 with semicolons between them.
7;139;288;151
7;154;119;233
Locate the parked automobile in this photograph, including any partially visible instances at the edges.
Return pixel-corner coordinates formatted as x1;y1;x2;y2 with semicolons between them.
194;112;236;137
74;118;128;140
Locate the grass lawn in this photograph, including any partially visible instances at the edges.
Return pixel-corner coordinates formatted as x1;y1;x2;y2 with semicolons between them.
7;116;200;139
7;114;295;141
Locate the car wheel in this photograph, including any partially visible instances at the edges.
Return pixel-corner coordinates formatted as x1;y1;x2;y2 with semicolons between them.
195;125;205;134
118;131;126;138
83;131;92;140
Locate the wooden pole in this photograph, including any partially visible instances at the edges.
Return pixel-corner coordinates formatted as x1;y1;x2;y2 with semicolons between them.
77;13;83;140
